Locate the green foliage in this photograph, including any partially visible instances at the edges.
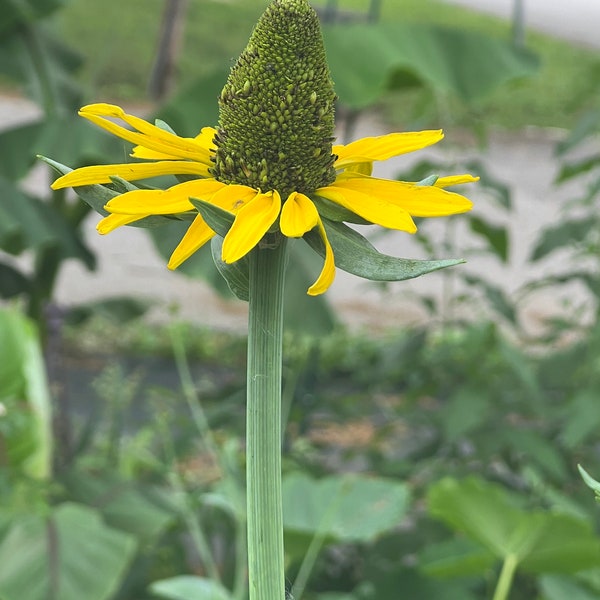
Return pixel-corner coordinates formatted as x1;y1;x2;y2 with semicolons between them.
0;307;51;479
323;23;538;110
0;503;137;600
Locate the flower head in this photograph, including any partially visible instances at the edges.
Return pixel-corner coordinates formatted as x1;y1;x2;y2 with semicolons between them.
50;0;476;295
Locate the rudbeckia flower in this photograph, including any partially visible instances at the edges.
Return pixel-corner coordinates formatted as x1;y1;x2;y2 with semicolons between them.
50;0;475;295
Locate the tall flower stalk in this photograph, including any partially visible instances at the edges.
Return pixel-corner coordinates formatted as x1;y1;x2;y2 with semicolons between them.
43;1;477;597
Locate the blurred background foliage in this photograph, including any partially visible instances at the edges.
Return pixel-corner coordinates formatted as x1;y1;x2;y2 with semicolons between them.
1;0;600;599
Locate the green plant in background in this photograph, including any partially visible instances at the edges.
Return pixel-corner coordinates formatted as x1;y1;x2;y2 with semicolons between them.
0;0;141;331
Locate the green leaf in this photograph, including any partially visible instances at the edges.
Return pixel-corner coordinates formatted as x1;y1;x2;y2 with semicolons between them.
556;110;600;155
0;264;32;299
61;469;176;542
0;307;51;478
189;197;234;238
428;477;600;574
305;219;464;282
419;537;495;578
463;274;516;324
323;23;539;109
210;235;249;301
149;576;232;600
0;503;136;600
529;218;596;262
283;472;410;545
469;216;508;263
555;155;600;184
579;465;600;501
562;391;600;449
539;575;600;600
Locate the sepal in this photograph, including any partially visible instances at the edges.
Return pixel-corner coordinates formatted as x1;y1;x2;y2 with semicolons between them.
305;218;464;281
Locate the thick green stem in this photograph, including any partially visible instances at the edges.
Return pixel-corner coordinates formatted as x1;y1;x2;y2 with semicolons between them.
246;235;287;600
492;554;518;600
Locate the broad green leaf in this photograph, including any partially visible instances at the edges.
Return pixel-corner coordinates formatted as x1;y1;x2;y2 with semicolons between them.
323;23;539;109
428;477;600;574
61;470;176;542
539;575;600;600
306;219;464;281
283;472;410;544
149;576;232;600
469;216;508;263
0;503;136;600
419;537;495;578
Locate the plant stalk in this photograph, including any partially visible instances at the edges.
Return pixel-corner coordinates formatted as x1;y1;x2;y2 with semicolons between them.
246;235;287;600
492;554;518;600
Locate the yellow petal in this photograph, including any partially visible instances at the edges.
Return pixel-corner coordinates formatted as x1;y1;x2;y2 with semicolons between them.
96;213;147;234
79;104;212;162
168;214;216;269
332;175;473;217
131;127;216;160
105;179;225;215
222;191;281;263
333;130;444;169
307;219;335;296
280;192;319;237
209;183;260;212
435;174;480;188
317;183;417;233
51;161;210;189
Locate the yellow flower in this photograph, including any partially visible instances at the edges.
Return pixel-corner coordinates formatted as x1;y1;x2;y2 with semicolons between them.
51;103;475;295
51;0;476;296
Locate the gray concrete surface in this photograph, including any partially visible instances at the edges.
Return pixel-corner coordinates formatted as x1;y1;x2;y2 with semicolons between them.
442;0;600;49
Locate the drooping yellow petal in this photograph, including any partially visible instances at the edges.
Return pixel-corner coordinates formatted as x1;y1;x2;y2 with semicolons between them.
79;104;212;162
317;183;417;233
435;174;480;188
333;130;444;170
332;175;473;217
105;178;225;215
222;191;281;263
97;212;148;234
280;192;319;237
168;214;216;269
131;127;217;160
307;219;335;296
51;161;211;189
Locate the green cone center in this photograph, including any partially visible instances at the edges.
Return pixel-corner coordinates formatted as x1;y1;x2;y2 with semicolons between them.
211;0;337;199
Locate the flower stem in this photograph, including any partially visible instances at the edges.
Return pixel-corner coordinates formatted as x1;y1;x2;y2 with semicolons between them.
492;554;518;600
246;235;287;600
